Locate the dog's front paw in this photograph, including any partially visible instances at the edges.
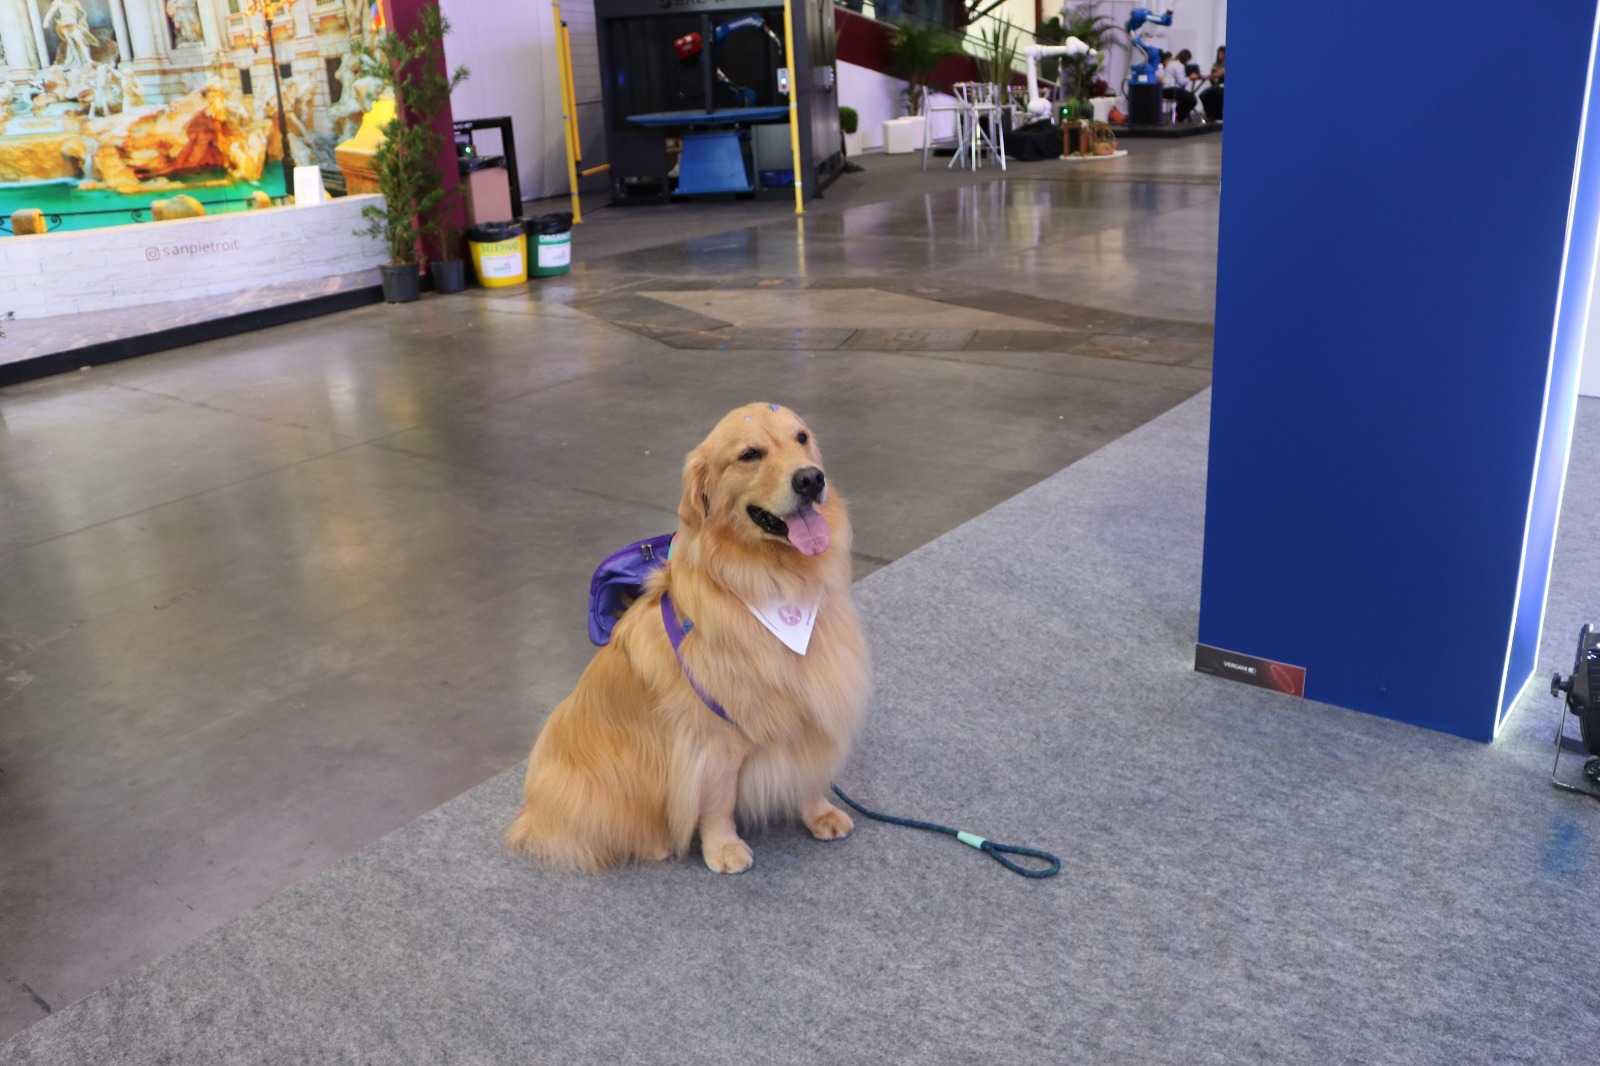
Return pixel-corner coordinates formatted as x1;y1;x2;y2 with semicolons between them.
702;838;754;874
804;804;853;841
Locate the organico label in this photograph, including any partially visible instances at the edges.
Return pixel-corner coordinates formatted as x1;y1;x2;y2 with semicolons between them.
537;236;571;268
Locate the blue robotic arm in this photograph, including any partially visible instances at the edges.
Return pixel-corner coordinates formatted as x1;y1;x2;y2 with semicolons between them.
1126;8;1174;86
713;13;784;51
673;14;786;108
1126;7;1174;34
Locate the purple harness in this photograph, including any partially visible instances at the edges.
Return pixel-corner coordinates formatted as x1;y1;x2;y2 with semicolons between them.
659;592;733;723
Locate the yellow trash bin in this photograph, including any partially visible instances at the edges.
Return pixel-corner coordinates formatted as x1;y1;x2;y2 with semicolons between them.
467;220;527;287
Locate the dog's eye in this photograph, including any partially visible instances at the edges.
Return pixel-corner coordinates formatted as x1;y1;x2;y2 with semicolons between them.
797;431;809;445
739;448;764;462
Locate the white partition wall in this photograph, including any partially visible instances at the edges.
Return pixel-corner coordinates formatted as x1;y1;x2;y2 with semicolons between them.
440;0;606;204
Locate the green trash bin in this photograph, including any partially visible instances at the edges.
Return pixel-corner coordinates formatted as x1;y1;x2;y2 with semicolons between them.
530;213;573;277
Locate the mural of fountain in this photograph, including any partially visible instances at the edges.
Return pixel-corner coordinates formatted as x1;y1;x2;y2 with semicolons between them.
0;0;387;231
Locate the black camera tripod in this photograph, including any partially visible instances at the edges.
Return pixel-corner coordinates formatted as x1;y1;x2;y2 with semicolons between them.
1549;624;1600;800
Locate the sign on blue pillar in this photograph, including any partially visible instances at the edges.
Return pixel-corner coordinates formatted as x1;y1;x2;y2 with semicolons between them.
1197;0;1600;742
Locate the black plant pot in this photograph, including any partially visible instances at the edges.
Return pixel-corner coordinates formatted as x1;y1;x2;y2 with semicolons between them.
429;258;466;294
380;263;421;304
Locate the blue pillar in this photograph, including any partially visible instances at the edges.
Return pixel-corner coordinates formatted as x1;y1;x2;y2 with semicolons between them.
1197;1;1600;741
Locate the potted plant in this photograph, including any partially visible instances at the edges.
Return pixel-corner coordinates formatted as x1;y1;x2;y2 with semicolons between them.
970;21;1019;89
886;20;961;151
839;105;860;157
354;5;470;302
1047;3;1122;121
969;20;1018;143
424;211;468;295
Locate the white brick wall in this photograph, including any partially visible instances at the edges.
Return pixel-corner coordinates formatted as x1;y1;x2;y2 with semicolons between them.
1;196;389;320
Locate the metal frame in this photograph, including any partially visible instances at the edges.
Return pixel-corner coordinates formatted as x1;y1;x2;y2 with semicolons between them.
921;84;1010;173
452;116;523;219
1550;690;1600;800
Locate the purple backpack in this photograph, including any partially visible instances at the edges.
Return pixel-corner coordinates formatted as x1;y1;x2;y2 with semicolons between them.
587;534;674;646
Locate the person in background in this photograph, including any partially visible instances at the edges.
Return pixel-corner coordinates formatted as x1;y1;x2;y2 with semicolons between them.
1199;45;1225;121
1166;49;1191;83
1160;47;1197;122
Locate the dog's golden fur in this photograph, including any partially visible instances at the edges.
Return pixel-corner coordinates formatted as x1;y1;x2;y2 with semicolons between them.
506;403;870;873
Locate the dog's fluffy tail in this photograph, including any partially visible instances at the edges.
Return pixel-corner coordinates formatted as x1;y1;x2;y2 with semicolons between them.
505;657;676;872
505;746;676;871
504;796;621;873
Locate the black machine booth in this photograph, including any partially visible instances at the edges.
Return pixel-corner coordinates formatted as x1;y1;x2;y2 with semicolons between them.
595;0;843;203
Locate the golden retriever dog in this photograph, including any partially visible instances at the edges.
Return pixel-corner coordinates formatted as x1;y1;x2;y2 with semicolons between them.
506;403;870;873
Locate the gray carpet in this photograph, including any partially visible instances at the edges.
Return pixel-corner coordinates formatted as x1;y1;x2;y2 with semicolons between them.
7;390;1598;1064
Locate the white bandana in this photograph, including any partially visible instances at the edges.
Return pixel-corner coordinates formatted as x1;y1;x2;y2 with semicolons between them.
746;598;820;655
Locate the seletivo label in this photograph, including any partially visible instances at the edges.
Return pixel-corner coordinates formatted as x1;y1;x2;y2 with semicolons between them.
478;250;524;278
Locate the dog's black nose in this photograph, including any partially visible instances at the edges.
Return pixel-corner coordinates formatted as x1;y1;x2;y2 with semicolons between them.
792;466;825;503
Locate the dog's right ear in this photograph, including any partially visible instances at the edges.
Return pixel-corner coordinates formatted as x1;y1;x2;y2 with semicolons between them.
678;447;713;531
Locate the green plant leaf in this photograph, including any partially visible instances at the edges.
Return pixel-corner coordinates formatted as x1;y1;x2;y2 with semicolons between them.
352;5;471;266
889;21;963;115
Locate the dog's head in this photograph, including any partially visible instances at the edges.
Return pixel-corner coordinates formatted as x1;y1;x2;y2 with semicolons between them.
679;403;836;558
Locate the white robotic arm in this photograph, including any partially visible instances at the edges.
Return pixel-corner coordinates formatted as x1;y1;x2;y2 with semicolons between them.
1021;38;1097;118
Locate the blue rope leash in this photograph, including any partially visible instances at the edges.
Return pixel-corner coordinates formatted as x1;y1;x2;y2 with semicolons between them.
831;785;1061;880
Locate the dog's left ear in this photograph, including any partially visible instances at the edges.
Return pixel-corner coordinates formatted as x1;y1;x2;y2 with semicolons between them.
678;447;713;530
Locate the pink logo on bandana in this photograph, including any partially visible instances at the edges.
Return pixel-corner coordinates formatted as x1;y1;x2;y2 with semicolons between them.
777;605;803;626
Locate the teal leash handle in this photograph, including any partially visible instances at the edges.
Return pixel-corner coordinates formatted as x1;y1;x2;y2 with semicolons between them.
831;785;1061;880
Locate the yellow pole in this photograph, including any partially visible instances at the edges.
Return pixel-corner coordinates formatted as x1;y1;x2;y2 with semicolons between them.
781;0;804;215
551;0;583;223
561;22;583;151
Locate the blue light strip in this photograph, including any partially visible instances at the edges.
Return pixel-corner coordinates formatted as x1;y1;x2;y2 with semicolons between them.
1496;4;1600;737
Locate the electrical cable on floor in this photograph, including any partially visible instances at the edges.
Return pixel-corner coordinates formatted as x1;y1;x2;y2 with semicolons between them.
831;785;1061;879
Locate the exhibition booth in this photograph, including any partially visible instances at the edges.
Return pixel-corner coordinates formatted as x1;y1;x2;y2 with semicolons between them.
594;0;841;203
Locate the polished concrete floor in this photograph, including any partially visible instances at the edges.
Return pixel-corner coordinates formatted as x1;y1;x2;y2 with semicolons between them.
0;140;1221;1039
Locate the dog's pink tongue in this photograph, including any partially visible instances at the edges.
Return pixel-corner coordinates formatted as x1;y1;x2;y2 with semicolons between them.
784;504;831;556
